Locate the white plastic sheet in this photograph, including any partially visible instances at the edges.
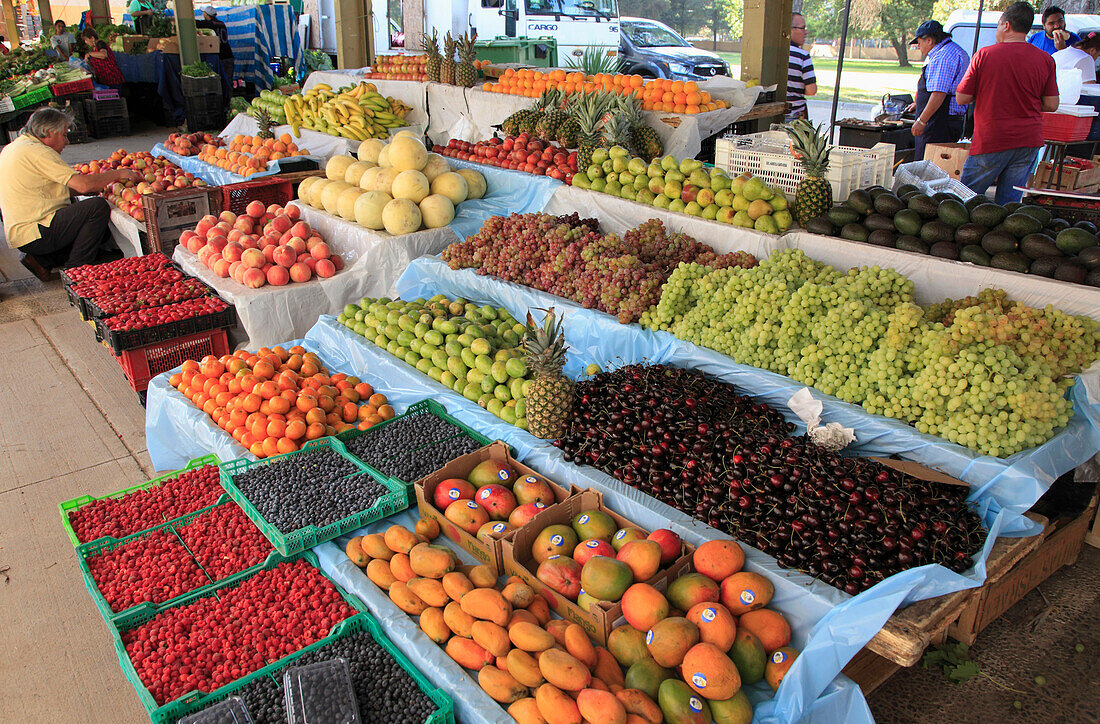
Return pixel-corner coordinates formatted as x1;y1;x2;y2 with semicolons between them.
220;113;359;162
107;206;145;258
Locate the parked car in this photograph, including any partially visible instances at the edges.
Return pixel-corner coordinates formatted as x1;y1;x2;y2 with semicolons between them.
618;16;729;80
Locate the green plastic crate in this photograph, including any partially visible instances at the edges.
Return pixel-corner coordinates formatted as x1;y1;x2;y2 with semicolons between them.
12;84;53;110
336;398;494;488
111;549;369;724
59;454;222;548
160;613;455;724
218;437;408;556
474;36;557;67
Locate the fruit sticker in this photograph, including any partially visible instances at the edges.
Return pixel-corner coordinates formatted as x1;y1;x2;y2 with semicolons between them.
689;696;704;713
646;629;654;645
523;475;538;484
491;523;507;534
691;673;707;689
498;469;512;482
584;540;601;548
479;489;492;499
448;489;461;500
741;589;756;606
465;501;479;510
772;650;788;664
577;514;590;525
701;607;717;622
550;534;564;546
614;529;626;540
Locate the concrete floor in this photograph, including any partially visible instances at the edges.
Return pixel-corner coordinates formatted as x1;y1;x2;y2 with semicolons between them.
0;132;1097;724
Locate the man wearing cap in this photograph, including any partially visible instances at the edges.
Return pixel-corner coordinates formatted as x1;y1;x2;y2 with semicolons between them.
910;20;970;161
1053;31;1100;83
1029;5;1079;54
956;2;1060;204
197;6;235;83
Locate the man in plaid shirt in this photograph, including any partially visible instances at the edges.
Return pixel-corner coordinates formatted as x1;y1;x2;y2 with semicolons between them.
909;20;970;161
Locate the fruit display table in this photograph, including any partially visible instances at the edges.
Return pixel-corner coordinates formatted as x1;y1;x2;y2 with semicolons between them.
218;112;422;163
107;205;146;258
151;142;322;186
303;71;430;129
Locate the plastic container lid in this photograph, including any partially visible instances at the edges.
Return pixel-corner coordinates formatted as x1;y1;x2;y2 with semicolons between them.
283;658;362;724
1054;104;1099;116
178;696;254;724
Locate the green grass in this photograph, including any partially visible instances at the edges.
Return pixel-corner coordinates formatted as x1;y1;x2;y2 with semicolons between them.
718;52;922;105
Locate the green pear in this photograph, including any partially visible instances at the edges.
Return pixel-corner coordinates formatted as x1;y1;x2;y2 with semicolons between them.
669;198;687;213
647;163;664;178
628;157;648;176
648;176;667;195
605;179;621;195
619;170;635;186
664;169;685;184
773;209;793;231
757;182;774;201
664;180;682;198
731;173;750;194
733;210;754;228
684;201;703;216
697;188;716;206
637;188;656;204
634;174;649;190
754;214;779;233
609;145;629;160
710;173;732;192
573;173;592;189
592;148;610;165
702;203;719;220
689;168;711;188
714;188;735;207
602;159;615;174
742;177;765;201
716;206;737;224
620;185;637;201
612;157;628;173
660;154;678;172
605;171;619;185
768;189;788;211
590;177;606;192
679;158;703;175
587;165;604;181
731;194;750;211
747;198;773;220
653;193;672;209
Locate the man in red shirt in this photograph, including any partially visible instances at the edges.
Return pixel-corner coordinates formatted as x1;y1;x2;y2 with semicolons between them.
956;1;1060;204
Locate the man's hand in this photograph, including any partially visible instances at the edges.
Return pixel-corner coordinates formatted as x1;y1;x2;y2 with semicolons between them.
905;102;916;112
911;120;925;137
1054;29;1070;50
118;169;143;183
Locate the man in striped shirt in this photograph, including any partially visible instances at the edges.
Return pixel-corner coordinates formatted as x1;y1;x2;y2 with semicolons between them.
787;13;817;120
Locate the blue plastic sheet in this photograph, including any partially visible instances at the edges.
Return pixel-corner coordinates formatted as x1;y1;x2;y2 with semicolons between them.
443;158;562;240
396;256;1100;536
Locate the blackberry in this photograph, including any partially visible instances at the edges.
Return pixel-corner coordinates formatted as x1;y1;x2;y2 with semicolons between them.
376;435;483;482
343;413;468;467
231;449;389;534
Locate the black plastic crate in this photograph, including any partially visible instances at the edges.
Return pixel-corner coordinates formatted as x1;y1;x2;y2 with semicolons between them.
185;110;227;132
182;74;221;96
95;301;236;355
83;97;129;122
90;115;131;139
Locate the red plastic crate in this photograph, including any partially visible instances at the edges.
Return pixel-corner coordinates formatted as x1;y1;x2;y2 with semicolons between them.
1042;112;1092;142
114;328;229;393
218;179;294;216
52;78;94;97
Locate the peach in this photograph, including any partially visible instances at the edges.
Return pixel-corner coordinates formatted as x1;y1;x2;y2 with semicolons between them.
309;242;331;260
271;215;292;233
222;242;244;263
262;244;277;263
303;257;318;272
213;259;231;277
266;203;283;215
315;259;336;278
207;235;228;253
246;200;266;217
229;261;244;282
331;254;345;271
289;262;312;283
273;245;297;268
227;229;244;243
242;267;266;288
266;265;290;286
218;210;237;224
290;221;311;238
306;235;324;251
287;236;307;255
286;204;302;220
185;235;205;253
241;248;266;269
233;217;254;233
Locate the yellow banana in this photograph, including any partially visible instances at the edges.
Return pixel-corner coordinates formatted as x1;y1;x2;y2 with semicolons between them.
313;83;332;91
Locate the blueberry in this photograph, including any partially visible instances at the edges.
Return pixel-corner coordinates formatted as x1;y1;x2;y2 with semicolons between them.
344;412;484;483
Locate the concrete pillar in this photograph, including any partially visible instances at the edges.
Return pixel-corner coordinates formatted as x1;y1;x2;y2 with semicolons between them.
38;1;53;29
175;0;200;66
335;0;369;69
88;0;110;26
3;0;20;43
402;0;422;50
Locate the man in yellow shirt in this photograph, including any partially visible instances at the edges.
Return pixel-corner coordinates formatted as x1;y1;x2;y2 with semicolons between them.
0;108;141;280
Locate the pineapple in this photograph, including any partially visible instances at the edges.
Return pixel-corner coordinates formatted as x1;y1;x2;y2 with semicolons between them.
601;112;634;157
255;107;275;140
575;91;613;171
440;32;456;85
555;117;580;148
620;94;662;161
534;88;566;139
522;308;574;440
423;30;441;82
455;31;478;88
780;119;833;226
501;108;531;136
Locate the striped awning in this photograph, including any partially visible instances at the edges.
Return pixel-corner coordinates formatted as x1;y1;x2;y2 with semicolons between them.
192;5;303;90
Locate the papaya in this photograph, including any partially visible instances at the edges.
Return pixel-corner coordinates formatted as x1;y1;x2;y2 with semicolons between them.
461;587;512;626
479;665;529;703
445;636;495;670
366;558;397;590
444;600;476;638
442;571;475;601
360;532;393;560
409;542;456;578
345;536;369;566
384;524;419;554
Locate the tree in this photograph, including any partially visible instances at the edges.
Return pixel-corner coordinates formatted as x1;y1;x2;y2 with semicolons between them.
853;0;934;67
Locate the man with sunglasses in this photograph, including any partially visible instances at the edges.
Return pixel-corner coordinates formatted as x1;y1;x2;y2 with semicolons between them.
787;13;817;121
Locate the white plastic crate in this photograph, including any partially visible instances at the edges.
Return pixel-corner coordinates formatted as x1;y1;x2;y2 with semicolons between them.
0;96;14;114
714;131;894;202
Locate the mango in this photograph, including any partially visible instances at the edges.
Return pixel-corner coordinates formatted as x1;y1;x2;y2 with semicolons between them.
538;648;592;691
658;679;710;724
345;536;369;566
532;524;579;563
472;620;512;657
645;617;699;668
546;619;572;648
607;624;652;667
389;580;428;615
502;580;537;608
360;532;393;560
616;540;662;582
508;609;540;630
445;636;496;671
692;539;745;582
563;623;597;668
407;577;450;608
709;690;753;724
621;583;669;632
468;563;497;588
615;689;663;724
624;659;674;701
389;553;415;582
537;555;582;599
666;573;719;613
719;572;774;615
738;608;790;653
510;621;556;652
577;688;627;724
682;642;741;700
366;558;397;590
581;556;634;602
527;595;551;625
571;510;617;542
728;629;766;685
384;524;419;554
444;600;476;638
765;646;799;691
479;665;529;703
506;648;546;688
461;587;512;626
419;606;451;644
535;683;582;724
442;571;475;601
409;542;456;579
594;646;625;689
686;602;737;651
508;697;548;724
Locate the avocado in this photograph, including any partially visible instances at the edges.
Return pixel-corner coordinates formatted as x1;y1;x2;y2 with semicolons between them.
1074;220;1098;234
937;199;970;228
845;189;874;215
960;245;992;266
896;235;930;254
867;229;897;247
1054;261;1088;284
932;192;958;204
1016;205;1052;226
970;203;1008;228
874;193;906;216
828;206;861;226
1030;256;1061;277
864;213;896;232
893;209;923;236
930;241;960;259
1056;227;1098;254
1048;218;1070;233
908;194;940;219
990;251;1030;273
1005;202;1023;213
1087;268;1100;287
1020;234;1061;259
899;188;921;201
805;216;837;236
981;230;1018;255
1003;213;1043;238
896;183;919;198
1078;246;1100;270
955;223;989;246
867;185;889;198
921;220;956;244
841;223;870;242
964;195;988;213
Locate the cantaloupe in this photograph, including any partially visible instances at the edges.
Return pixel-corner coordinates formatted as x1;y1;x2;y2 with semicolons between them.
354;191;392;230
373;167;400;195
419;194;455;229
393;129;420;140
387;135;428;171
431;172;469;205
357;138;385;164
421;153;452;183
344;160;375;186
457;168;487;199
359;166;383;191
382;198;422;235
307;178;333;208
321;181;353;215
298;176;321;202
326;154;356;181
392;170;431;203
378;144;391;168
336;187;363;220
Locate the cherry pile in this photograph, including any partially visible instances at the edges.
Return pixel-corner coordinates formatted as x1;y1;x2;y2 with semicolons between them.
63;253;171;284
90;278;210;316
71;266;184;298
103;296;229;332
555;363;985;594
67;464;222;543
122;559;357;705
177;503;272;580
86;529;210;612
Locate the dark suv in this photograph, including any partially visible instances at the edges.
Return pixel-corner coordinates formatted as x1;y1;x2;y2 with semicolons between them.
618;17;730;80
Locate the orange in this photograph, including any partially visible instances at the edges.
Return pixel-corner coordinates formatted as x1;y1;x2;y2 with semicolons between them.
285;419;307;440
267;396;291;415
267;419;287;438
305;422;325;440
305;407;326;426
354;382;373;398
276;437;298;454
341;402;358;423
377;404;395;420
296;393;318;412
241;393;262;413
249;441;265;457
261;437;280;457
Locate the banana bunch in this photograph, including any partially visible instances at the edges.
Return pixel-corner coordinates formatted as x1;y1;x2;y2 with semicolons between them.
283;82;411;140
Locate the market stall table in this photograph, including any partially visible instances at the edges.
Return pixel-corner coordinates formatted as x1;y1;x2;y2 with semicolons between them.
107;205;146;258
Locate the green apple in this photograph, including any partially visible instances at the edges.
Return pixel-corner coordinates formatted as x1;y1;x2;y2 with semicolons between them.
653;193;672;209
702;203;719;220
660;154;678;172
689;168;711;188
669;198;686;213
628;157;648;176
637;188;656;204
714;188;735;206
684;201;703;216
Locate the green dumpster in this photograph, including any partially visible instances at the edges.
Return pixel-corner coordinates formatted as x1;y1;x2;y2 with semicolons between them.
473;37;558;67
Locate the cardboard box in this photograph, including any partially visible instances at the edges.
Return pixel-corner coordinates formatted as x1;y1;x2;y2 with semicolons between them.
140;187;220;256
413;441;575;574
502;489;694;645
1029;158;1100;191
924;142;969;180
149;35;220;54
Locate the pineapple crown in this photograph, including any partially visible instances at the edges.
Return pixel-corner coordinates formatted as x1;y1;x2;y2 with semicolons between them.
443;31;455;54
422;29;439;55
601;111;631;143
523;307;568;374
575;90;615;135
780;119;830;175
535;88;563;112
458;30;477;60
